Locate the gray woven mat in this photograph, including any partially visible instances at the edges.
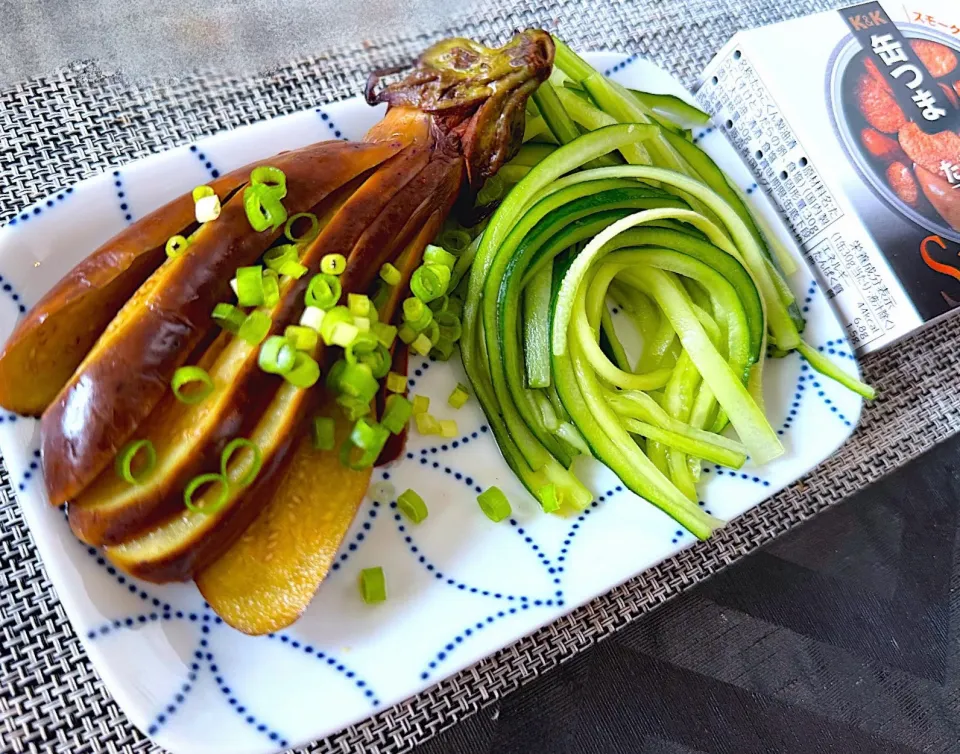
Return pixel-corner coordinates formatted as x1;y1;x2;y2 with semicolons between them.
3;0;949;752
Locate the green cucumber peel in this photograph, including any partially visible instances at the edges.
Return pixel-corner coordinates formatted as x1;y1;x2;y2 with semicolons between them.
524;265;553;389
543;166;799;350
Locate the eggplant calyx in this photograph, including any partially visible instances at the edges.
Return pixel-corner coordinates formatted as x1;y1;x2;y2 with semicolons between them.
366;29;554;189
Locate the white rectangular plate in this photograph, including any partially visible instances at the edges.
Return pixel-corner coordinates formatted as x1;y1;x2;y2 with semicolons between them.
0;53;863;754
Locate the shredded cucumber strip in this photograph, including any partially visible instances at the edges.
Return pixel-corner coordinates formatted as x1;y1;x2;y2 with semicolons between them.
579;262;672;390
606;391;746;461
542;167;796;349
624;266;783;464
524;264;553;389
566;285;720;538
663;350;701;501
463;126;655;509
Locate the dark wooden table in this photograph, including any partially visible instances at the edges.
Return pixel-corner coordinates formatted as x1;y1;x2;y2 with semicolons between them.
415;434;960;754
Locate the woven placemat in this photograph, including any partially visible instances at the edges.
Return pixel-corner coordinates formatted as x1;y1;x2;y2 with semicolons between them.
3;0;953;752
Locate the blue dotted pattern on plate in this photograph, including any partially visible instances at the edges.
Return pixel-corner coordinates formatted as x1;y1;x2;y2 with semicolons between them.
0;73;867;751
317;109;348;141
189;145;221;178
82;576;381;745
603;56;638;77
112;170;133;223
6;187;74;228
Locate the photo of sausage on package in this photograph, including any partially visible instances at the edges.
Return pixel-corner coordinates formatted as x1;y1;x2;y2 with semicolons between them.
698;0;960;353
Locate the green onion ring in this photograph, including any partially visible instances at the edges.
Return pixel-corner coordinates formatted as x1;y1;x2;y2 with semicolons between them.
183;473;229;514
258;335;297;375
285;352;321;388
238;309;272;345
250;165;287;196
115;439;156;484
165;235;190;258
220;438;263;488
284;212;319;244
171;366;215;404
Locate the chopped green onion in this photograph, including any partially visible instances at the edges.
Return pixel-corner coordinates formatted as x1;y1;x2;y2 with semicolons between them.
340;418;390;470
386;372;408;393
448;383;470;409
320;253;347;276
354;317;371;333
402;297;433;331
258;335;296;374
335;361;379;402
220;437;263;488
300;305;325;331
430;338;455;360
284;212;319;244
359;566;386;604
423;244;457;269
284;325;318;351
325;359;346;391
348;293;372;318
477;486;511;522
171;366;215;404
362;344;393;380
344;331;378;360
412;333;432;356
373;322;398;349
243;183;287;232
410;264;451;302
165;235;190;258
236;266;266;306
212;302;246;334
438;229;472;253
346;338;389;380
194;193;221;223
424;319;440;345
284;352;320;388
318;306;353;344
414;412;440;435
261;269;280;307
412;394;429;414
305;273;342;310
397;489;428;523
539;484;560;513
331;322;359;348
264;244;298;271
435;310;462;342
115;439;156;484
250;165;287;196
192;185;215;202
238;310;271;345
398;324;417;344
183;473;229;514
379;263;401;285
312;416;335;450
337;394;372;421
439;419;458;438
370;480;396;503
278;259;308;278
382;394;413;434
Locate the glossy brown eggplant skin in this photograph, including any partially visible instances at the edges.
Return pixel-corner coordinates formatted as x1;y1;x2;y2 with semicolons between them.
68;123;433;548
0;148;331;418
65;186;361;546
41;140;403;506
59;31;554;600
105;146;459;582
193;213;445;630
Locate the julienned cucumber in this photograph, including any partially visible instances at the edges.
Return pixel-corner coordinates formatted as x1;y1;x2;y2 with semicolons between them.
457;43;874;539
